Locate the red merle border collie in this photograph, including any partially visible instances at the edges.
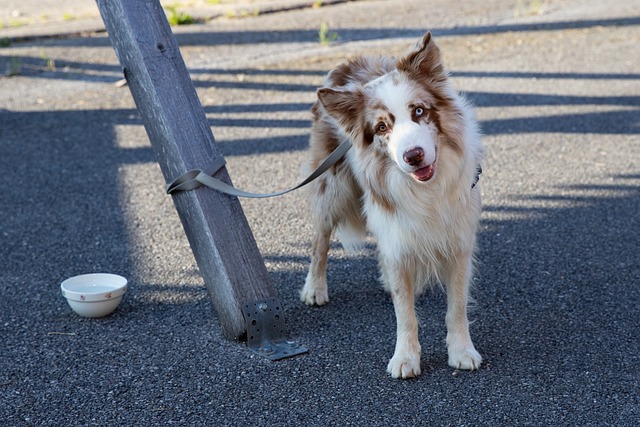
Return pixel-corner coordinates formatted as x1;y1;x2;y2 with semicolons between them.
300;33;484;378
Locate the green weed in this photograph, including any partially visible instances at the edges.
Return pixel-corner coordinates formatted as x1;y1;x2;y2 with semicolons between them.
224;8;260;19
40;53;56;72
319;21;338;46
165;6;194;26
8;19;29;27
514;0;549;17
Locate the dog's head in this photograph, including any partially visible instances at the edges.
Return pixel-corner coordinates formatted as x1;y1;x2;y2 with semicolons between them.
317;33;464;183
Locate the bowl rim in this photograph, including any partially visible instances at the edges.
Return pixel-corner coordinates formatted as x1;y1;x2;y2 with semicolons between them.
61;273;127;302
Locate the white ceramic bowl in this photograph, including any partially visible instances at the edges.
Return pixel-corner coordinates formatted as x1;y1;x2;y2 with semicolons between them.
61;273;128;318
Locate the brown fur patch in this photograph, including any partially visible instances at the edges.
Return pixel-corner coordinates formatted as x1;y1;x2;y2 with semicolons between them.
317;87;366;138
327;56;395;88
318;177;327;195
407;79;465;156
362;123;375;146
396;32;446;85
370;186;395;214
308;103;341;170
368;155;395;214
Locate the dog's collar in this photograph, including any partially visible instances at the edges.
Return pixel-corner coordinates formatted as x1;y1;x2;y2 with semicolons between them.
471;165;482;189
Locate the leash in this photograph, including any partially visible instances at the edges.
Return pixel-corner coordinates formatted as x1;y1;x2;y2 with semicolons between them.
166;140;481;198
166;139;352;198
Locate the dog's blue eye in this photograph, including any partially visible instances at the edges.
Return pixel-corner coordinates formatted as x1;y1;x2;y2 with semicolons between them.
415;107;424;116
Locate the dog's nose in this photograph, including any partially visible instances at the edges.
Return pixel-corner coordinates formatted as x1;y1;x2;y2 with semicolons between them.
403;147;424;166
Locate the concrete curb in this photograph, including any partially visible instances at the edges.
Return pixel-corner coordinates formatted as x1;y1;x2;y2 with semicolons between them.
0;0;353;42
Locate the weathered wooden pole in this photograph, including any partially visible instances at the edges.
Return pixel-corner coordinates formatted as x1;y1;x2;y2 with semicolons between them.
95;0;276;339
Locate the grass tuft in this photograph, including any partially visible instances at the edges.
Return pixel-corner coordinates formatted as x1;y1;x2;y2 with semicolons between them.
165;6;195;26
319;21;339;46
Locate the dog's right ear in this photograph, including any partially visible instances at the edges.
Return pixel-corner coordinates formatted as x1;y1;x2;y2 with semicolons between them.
397;32;446;84
317;87;365;136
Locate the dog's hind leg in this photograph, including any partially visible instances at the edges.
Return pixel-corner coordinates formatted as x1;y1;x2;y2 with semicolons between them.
300;217;332;306
443;253;482;370
300;164;364;306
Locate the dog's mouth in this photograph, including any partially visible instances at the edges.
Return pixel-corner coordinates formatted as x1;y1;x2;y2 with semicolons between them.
406;147;437;182
411;163;435;182
411;163;436;182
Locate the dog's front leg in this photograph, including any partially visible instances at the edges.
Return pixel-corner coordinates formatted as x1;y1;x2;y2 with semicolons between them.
444;254;482;370
384;264;422;379
300;222;332;306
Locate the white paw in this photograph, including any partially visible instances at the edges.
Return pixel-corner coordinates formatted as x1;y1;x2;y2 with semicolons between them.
387;351;421;379
448;346;482;370
300;277;329;306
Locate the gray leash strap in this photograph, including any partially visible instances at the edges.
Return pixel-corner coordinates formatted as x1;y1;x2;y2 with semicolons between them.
166;140;352;198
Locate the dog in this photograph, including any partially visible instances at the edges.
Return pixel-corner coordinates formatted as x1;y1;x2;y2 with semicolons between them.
300;32;484;378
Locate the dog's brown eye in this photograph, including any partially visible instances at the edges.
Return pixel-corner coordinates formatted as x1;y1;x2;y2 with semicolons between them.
376;122;388;134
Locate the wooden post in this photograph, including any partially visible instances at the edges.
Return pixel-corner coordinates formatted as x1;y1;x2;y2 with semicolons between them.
96;0;276;339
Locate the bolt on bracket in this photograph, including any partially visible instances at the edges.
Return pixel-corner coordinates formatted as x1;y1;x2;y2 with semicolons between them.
242;298;308;361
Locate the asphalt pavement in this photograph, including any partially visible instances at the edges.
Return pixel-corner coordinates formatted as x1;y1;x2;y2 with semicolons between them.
1;0;639;425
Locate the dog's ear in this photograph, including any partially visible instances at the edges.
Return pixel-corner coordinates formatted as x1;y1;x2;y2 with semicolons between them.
397;32;446;83
317;87;366;136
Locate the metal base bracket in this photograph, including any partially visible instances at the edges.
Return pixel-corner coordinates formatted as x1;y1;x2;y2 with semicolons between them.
242;298;308;361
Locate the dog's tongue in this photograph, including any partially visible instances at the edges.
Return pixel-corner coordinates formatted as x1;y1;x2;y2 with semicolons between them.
413;164;435;182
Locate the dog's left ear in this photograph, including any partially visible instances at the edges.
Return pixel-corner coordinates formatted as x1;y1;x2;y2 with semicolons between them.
317;87;366;136
397;32;446;83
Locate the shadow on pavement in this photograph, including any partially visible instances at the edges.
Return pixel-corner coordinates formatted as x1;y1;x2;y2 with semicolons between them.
4;15;640;47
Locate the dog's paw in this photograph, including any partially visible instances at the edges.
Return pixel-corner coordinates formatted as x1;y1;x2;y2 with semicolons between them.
448;346;482;370
387;351;421;379
300;279;329;306
300;287;329;306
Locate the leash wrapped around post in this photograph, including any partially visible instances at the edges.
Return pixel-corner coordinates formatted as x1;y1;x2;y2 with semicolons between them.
166;139;352;198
